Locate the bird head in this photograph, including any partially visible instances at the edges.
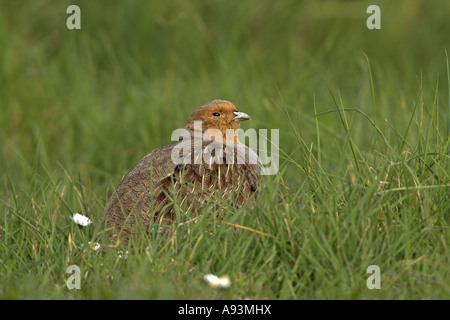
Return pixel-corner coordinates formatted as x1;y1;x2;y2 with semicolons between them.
184;100;251;143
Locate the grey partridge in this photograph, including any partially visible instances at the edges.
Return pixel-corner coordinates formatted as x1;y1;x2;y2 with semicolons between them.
102;100;264;242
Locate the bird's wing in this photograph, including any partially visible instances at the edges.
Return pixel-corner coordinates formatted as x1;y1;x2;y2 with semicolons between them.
103;141;180;237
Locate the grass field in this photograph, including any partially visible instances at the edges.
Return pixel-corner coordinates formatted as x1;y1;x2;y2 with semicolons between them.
0;0;449;299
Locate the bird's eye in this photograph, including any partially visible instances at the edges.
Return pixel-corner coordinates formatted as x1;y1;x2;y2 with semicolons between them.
212;112;221;117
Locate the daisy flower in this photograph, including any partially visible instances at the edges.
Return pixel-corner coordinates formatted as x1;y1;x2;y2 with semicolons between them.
203;274;231;289
71;213;92;227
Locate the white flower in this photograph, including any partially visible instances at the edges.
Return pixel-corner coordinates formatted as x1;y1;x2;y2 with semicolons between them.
79;242;101;251
203;274;231;289
118;250;129;259
71;213;92;227
90;242;101;251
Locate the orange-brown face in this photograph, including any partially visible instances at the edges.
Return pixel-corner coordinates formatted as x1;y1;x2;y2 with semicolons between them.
184;100;250;143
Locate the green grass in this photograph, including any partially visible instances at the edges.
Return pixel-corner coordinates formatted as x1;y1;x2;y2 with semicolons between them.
0;0;449;299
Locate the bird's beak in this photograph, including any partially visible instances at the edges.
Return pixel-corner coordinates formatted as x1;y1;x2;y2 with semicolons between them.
233;111;251;122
